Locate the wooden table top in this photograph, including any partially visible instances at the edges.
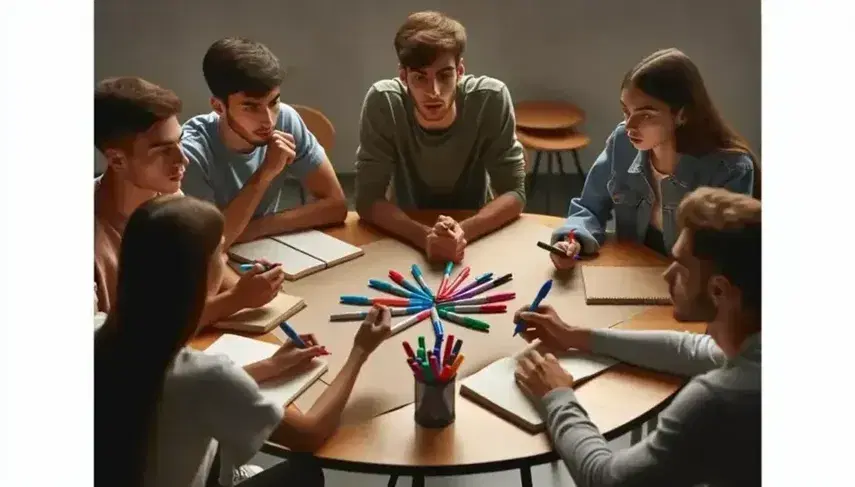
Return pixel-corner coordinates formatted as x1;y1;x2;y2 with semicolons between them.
191;211;701;473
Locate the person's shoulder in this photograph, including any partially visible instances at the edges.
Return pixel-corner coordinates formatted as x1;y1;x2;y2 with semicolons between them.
277;102;308;132
460;74;509;96
167;348;242;387
361;78;406;120
702;149;755;173
369;77;407;96
182;111;219;138
181;112;219;164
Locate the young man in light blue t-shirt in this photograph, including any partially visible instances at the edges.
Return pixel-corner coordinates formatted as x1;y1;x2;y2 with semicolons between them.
181;37;347;247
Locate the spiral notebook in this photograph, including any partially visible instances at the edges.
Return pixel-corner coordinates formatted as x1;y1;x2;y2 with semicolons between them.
460;340;618;433
581;266;671;305
204;334;328;408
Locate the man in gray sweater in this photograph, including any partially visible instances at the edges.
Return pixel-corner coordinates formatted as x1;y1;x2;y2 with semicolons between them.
354;11;526;263
515;187;761;486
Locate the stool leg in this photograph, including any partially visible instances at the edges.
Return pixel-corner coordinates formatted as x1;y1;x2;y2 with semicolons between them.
412;475;425;487
545;152;553;215
529;151;543;211
386;475;398;487
571;149;585;180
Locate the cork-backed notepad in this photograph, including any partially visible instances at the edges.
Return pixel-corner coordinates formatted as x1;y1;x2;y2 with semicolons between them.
581;266;671;305
213;291;306;334
460;340;618;433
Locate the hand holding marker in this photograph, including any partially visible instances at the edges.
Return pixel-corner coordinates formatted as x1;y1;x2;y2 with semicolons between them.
279;321;330;356
513;279;553;336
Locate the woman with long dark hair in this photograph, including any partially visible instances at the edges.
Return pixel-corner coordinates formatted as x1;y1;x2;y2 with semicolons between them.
549;48;760;269
95;195;391;487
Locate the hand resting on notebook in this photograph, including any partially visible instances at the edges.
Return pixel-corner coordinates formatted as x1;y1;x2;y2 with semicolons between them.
514;304;592;353
243;332;329;384
515;349;576;398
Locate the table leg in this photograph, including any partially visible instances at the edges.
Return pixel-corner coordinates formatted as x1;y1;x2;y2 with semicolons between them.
386;475;398;487
520;465;534;487
630;426;643;445
412;475;425;487
646;415;658;435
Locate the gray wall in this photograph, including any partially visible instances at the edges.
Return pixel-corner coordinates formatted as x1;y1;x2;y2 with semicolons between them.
95;0;760;174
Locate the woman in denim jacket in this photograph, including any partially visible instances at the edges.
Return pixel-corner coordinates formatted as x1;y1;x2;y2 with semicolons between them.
550;48;759;269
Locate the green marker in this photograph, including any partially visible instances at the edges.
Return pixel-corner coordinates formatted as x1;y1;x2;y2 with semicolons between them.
438;309;491;332
421;359;434;382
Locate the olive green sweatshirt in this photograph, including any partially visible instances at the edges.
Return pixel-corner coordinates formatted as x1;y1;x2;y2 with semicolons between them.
354;75;526;213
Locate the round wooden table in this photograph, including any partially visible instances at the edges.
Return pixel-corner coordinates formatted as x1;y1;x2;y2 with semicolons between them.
191;211;705;487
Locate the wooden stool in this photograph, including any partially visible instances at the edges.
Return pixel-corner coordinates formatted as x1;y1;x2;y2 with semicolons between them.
514;100;589;214
291;104;336;205
517;128;590;213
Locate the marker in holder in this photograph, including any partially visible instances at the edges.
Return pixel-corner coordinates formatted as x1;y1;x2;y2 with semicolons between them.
413;374;456;428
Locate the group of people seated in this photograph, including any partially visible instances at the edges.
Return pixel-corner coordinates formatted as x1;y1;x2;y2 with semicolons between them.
94;10;761;487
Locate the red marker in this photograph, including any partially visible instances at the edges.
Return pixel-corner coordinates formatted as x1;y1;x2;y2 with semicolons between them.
408;360;424;381
441;266;471;299
566;231;582;260
402;341;416;361
388;270;432;299
429;354;441;379
435;304;507;314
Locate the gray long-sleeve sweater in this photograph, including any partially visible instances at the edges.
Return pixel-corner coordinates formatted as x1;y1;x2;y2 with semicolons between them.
537;330;761;487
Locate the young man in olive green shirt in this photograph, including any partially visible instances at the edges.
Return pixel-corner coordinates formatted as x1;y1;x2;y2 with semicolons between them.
355;11;526;263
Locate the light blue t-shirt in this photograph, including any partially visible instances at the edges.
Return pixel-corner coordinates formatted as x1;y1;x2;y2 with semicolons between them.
180;103;326;218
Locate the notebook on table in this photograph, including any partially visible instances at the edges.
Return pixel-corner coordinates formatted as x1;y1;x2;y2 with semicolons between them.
204;334;328;407
460;341;618;433
229;230;363;280
580;266;671;305
213;291;306;334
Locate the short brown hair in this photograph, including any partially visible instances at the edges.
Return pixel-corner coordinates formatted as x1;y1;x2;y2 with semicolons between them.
678;187;761;309
394;11;466;69
94;77;181;152
202;37;282;101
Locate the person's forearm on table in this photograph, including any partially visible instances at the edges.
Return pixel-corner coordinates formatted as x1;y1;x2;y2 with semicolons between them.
460;192;523;243
236;195;348;243
221;170;276;248
361;200;431;250
270;348;368;451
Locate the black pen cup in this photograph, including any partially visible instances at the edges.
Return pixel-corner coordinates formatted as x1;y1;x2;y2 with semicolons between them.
414;375;457;428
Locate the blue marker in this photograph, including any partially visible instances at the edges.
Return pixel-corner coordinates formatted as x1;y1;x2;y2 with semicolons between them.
239;262;272;272
368;279;432;301
513;279;553;336
279;321;307;348
340;295;373;305
411;264;435;300
429;307;444;339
